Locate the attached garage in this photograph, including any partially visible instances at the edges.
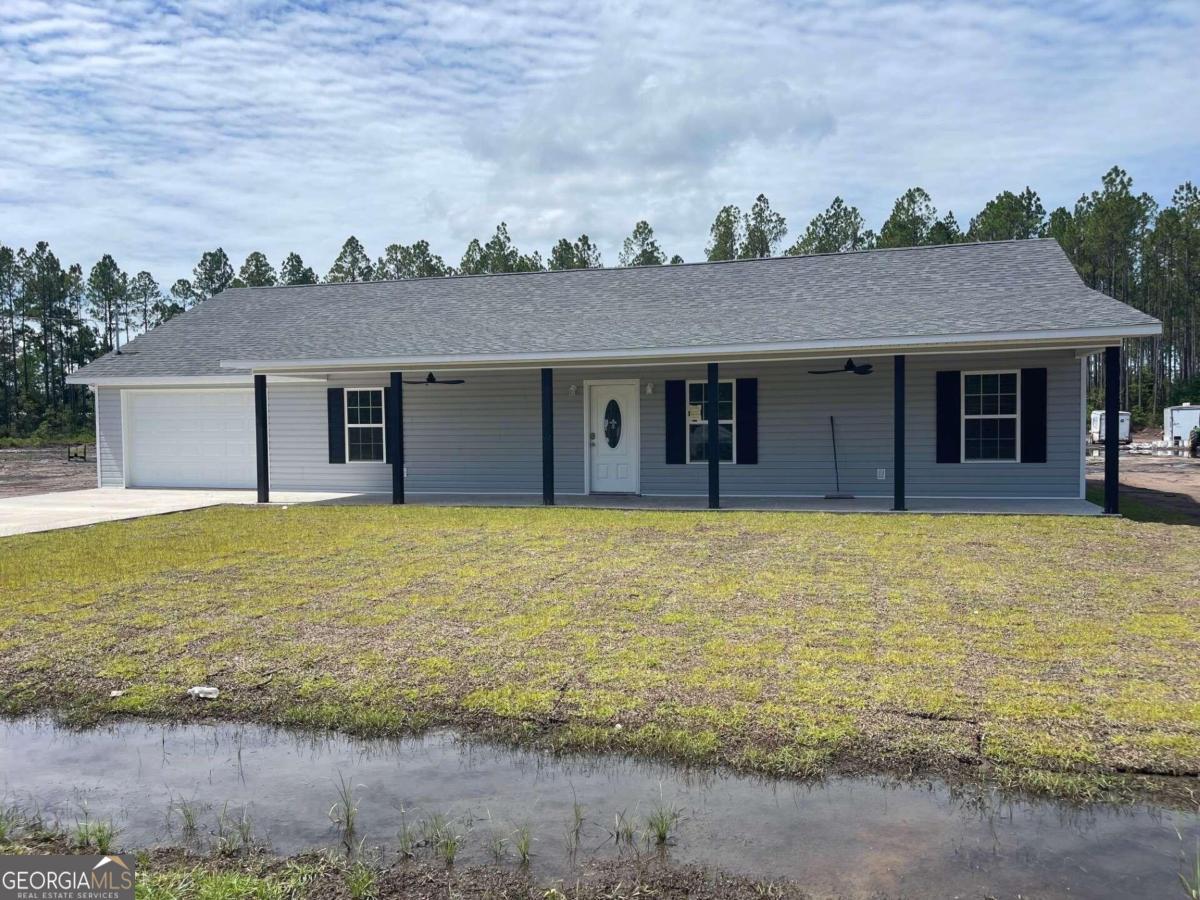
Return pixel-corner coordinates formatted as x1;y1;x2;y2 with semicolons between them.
124;389;257;488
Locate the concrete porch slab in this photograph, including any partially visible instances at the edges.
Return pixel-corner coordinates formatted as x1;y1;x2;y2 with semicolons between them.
309;492;1104;516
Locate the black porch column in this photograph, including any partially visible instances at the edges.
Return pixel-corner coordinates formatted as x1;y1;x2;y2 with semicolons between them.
541;367;554;505
892;354;906;511
707;362;719;509
254;374;269;503
390;371;405;505
1104;345;1120;515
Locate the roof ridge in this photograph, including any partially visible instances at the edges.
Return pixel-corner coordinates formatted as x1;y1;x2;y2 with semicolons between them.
225;238;1059;292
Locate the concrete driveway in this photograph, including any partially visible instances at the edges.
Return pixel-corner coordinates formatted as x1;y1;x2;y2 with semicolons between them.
0;488;353;537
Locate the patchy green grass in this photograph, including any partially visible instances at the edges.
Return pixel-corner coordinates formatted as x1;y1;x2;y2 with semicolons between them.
1;504;1198;801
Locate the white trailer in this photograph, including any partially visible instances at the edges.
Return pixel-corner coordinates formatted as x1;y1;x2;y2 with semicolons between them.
1089;410;1131;444
1163;403;1200;445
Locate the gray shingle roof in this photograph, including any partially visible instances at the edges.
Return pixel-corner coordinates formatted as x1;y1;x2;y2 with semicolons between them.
70;239;1159;381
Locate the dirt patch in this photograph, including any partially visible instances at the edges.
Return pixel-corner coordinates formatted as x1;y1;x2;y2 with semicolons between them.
0;445;96;498
1086;454;1200;523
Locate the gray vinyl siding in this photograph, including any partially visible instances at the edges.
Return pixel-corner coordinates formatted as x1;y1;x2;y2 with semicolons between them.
96;387;124;487
262;349;1082;499
905;351;1081;498
267;377;389;493
268;373;546;494
632;361;894;497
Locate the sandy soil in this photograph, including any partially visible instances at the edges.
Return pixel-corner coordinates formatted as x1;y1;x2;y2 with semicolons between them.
1087;454;1200;523
0;445;97;498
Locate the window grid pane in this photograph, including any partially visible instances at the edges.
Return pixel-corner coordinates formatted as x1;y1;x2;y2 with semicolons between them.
348;425;384;461
686;381;736;461
688;381;734;423
688;424;734;462
347;390;383;426
964;416;1016;461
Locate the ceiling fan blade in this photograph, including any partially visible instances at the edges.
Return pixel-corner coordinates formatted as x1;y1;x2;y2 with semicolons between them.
440;379;466;384
808;368;846;375
853;365;874;375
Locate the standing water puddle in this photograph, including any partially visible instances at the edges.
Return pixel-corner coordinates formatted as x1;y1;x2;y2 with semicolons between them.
1;718;1195;898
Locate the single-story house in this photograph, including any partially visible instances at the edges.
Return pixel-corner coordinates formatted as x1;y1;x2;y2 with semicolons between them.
67;239;1160;514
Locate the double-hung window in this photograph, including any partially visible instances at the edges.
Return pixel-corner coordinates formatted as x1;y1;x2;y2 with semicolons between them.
687;380;735;462
346;389;385;462
962;372;1019;461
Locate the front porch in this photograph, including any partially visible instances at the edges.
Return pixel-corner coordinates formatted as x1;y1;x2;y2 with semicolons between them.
246;345;1125;515
302;492;1103;516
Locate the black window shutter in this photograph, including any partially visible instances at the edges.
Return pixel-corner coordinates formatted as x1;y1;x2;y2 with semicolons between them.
664;380;686;464
935;371;960;464
384;386;395;464
1020;368;1048;463
327;387;346;464
735;378;758;464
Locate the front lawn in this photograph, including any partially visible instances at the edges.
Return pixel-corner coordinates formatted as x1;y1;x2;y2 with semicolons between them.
2;505;1197;801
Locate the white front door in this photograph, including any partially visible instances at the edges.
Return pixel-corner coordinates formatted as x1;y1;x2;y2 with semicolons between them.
588;381;639;493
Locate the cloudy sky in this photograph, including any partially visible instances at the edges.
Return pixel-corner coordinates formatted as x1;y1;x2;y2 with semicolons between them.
1;0;1197;285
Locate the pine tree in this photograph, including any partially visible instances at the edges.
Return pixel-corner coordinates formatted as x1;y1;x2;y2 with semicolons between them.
86;254;126;352
875;188;960;248
459;224;542;274
375;240;450;279
280;252;318;285
705;206;743;261
192;249;234;301
619;221;667;267
24;242;69;404
548;235;603;270
967;188;1047;241
326;237;374;283
127;271;163;333
235;251;277;287
0;245;17;430
739;194;787;258
787;197;875;255
169;279;195;312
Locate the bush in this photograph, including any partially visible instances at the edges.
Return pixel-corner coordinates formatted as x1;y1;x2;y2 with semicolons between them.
0;420;93;449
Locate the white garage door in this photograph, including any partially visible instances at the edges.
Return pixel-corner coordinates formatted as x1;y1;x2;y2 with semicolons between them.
125;390;256;488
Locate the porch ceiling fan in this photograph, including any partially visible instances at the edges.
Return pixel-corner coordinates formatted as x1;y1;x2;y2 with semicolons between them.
403;371;466;385
808;358;873;376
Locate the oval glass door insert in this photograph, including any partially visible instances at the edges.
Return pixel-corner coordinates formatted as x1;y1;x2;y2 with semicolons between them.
603;399;622;448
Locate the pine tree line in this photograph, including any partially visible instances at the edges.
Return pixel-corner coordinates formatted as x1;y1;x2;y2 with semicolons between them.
2;165;1196;441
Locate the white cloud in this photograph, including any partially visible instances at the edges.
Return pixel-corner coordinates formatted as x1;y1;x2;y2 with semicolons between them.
0;0;1196;283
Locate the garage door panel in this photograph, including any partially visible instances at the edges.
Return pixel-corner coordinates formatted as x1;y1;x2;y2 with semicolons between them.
126;390;256;489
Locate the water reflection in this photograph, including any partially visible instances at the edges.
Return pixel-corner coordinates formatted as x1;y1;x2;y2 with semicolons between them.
0;718;1195;899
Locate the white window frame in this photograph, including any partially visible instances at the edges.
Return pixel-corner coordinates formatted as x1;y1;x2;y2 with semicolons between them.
345;387;386;464
961;370;1020;463
686;379;736;464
